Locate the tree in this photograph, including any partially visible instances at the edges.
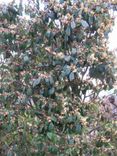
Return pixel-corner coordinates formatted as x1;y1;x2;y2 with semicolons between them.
0;0;116;155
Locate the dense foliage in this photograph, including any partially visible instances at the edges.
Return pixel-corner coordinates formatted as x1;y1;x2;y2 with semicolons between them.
0;0;117;155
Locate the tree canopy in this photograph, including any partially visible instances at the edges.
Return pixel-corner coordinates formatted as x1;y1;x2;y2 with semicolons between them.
0;0;117;155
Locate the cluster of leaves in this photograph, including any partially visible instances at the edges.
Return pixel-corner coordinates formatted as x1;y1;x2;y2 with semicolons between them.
0;0;117;155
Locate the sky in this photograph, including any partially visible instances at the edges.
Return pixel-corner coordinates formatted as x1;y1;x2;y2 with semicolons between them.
108;11;117;52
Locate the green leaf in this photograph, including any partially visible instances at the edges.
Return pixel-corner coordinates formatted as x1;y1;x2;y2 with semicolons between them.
67;135;75;145
49;76;54;85
23;55;30;63
71;20;76;29
88;15;94;25
64;34;68;42
69;72;75;81
67;116;74;123
48;122;54;131
51;116;57;123
81;20;89;29
72;48;77;55
47;132;59;143
64;55;71;62
48;145;58;154
49;87;55;95
45;78;50;86
33;78;41;87
63;65;71;75
27;88;32;96
45;31;52;38
24;73;30;82
47;132;53;140
76;124;82;134
66;25;71;36
96;6;101;13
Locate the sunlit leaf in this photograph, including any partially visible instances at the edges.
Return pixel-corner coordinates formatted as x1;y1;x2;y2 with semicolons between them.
33;78;41;88
69;72;75;81
81;19;89;28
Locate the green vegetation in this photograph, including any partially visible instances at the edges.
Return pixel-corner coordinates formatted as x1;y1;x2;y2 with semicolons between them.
0;0;117;155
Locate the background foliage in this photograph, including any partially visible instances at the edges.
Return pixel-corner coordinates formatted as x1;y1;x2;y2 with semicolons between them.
0;0;117;155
